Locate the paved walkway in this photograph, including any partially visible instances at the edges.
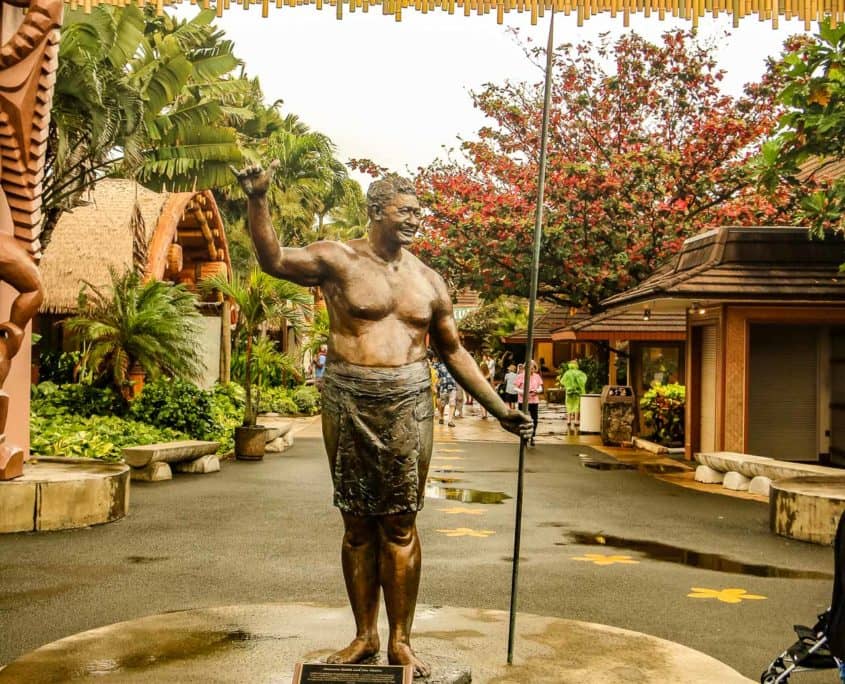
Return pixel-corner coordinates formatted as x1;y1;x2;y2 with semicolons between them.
0;415;836;682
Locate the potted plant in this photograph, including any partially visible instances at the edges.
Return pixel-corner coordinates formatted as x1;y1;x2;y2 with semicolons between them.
201;267;310;460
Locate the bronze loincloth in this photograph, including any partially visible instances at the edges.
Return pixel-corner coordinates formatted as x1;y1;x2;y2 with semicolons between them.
322;359;434;516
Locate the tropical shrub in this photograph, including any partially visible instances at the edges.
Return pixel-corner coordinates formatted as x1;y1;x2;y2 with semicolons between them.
292;385;321;415
200;267;310;427
37;350;82;384
66;269;205;395
640;383;686;446
128;378;215;440
257;386;299;415
208;383;246;454
30;413;187;462
31;381;125;418
231;336;302;388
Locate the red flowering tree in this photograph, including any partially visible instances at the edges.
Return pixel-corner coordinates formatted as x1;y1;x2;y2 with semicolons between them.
414;30;798;310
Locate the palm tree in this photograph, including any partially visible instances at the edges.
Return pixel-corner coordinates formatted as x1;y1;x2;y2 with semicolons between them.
45;6;250;243
262;127;350;245
65;269;205;394
323;179;369;241
200;268;311;426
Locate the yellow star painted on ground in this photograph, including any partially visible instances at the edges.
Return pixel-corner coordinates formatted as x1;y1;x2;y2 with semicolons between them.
687;588;767;604
572;553;640;566
436;527;496;538
433;456;465;461
439;507;486;516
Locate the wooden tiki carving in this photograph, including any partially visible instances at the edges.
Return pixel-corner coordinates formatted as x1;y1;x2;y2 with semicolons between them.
0;0;61;480
0;0;63;258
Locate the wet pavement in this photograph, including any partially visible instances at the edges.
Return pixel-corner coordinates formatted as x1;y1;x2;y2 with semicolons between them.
0;604;751;683
0;415;837;682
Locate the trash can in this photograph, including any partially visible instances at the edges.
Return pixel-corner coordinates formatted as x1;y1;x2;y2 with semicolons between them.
579;394;601;433
600;385;636;446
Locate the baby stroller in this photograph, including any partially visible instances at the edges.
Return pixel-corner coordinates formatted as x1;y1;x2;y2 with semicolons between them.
760;513;845;683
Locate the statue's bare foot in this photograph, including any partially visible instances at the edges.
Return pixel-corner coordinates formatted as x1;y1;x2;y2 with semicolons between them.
326;636;379;664
388;641;430;678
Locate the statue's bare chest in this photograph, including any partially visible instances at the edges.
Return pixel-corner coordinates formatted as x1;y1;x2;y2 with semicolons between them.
325;258;434;327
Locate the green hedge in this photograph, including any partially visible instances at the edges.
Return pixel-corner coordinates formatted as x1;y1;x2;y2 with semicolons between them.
30;378;318;461
31;381;125;418
258;384;320;416
30;413;187;462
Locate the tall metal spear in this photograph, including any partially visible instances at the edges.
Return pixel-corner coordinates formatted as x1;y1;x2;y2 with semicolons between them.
507;6;555;666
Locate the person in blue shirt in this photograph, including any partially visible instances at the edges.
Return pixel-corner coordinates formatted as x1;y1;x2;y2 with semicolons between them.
313;344;328;388
434;359;457;426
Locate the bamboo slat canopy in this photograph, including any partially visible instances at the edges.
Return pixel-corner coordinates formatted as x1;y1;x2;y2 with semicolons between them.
62;0;833;28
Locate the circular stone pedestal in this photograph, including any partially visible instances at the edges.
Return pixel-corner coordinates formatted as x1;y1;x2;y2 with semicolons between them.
0;458;129;533
0;603;752;683
770;476;845;545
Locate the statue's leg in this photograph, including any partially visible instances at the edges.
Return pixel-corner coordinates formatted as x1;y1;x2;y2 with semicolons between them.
326;512;381;664
379;512;430;678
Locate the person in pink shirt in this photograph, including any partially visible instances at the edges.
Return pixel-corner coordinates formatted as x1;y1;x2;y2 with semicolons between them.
514;361;544;446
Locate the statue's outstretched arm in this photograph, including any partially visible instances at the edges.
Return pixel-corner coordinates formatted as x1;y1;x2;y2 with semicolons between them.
233;163;335;287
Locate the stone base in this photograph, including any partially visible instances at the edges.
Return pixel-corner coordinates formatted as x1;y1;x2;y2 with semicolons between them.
265;437;287;453
748;476;772;497
173;454;220;474
0;603;751;683
130;462;172;482
723;471;750;491
694;465;724;484
0;458;129;533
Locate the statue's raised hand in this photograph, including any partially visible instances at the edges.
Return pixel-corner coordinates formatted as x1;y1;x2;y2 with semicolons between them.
230;160;280;198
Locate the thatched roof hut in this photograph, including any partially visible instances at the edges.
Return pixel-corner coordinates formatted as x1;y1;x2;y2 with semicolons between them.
39;178;232;314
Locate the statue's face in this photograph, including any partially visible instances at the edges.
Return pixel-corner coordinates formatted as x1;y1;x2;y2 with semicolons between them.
379;193;421;245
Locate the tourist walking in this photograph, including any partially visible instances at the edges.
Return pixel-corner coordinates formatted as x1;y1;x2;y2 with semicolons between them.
479;360;494;419
514;361;543;445
434;359;458;427
313;344;328;390
482;352;496;383
503;364;518;409
561;360;588;436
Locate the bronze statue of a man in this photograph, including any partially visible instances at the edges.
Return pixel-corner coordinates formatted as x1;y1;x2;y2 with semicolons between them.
235;163;532;677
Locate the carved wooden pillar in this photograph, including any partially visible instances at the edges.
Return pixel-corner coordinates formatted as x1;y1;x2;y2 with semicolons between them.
0;0;62;468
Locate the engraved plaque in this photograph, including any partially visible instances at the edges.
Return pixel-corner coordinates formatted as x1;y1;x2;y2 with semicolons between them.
292;662;413;684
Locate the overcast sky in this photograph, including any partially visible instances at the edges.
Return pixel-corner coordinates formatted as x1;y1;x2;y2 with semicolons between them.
199;9;810;184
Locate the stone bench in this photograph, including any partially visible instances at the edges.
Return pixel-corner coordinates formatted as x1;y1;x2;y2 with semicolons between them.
694;451;845;495
123;440;220;482
770;476;845;545
256;415;294;453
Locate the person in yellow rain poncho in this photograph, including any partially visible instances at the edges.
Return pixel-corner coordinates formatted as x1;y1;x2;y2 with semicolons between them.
561;360;587;436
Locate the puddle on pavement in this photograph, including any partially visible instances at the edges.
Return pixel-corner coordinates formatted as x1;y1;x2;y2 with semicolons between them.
1;629;292;680
557;531;833;580
125;556;169;564
425;484;511;504
578;454;687;475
